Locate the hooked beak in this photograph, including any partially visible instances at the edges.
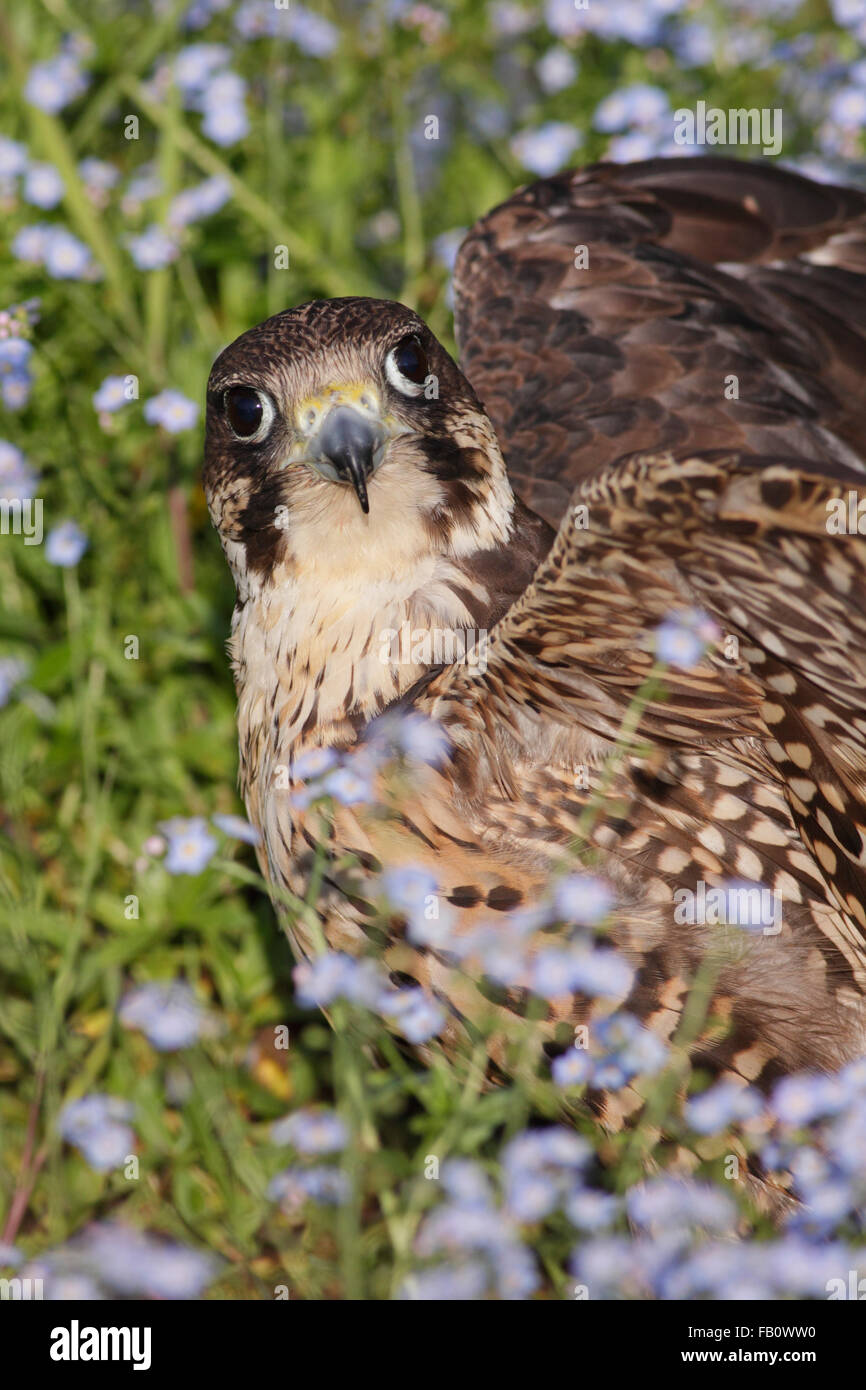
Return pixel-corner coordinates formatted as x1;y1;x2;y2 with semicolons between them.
308;405;387;515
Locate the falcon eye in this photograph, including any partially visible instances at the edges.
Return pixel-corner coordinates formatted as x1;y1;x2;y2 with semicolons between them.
385;335;429;397
223;385;275;442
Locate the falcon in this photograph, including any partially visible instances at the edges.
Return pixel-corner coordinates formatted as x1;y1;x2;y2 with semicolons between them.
203;158;866;1110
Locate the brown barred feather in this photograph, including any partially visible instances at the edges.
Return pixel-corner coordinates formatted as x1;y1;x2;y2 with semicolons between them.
203;159;866;1121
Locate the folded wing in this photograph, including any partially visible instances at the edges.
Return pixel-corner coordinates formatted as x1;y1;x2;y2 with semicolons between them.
418;452;866;961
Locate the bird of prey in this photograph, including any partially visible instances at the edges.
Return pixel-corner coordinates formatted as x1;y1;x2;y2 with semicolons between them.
204;157;866;1115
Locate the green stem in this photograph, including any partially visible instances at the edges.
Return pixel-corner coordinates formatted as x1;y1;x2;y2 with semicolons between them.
26;108;139;338
390;82;425;307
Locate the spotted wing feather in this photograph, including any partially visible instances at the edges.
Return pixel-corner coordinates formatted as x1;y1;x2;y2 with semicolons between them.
417;453;866;975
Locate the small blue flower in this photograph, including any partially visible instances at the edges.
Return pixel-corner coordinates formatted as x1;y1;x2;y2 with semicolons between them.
322;764;375;805
593;83;670;134
494;1242;541;1300
368;710;451;766
93;375;131;414
268;1166;349;1208
196;69;247;111
201;101;249;147
537;947;632;1001
544;0;584;39
173;43;231;97
25;52;89;113
0;657;29;709
655;623;703;667
841;1055;866;1090
78;158;120;197
128;225;179;271
673;20;715;67
536;47;578;94
593;0;670;44
0;338;34;409
410;1175;541;1299
45;521;88;568
627;1177;737;1235
510;122;582;177
159;815;217;874
504;1126;590;1175
787;1181;853;1235
2;374;32;410
479;939;528;988
531;947;584;999
828;87;866;129
293;952;384;1009
565;1188;620;1232
58;1095;135;1171
212;811;260;844
594;1012;668;1080
122;165;162;213
504;1168;560;1221
144;389;199;433
686;1079;764;1135
771;1072;847;1126
0;137;27;180
380;986;446;1043
272;1107;348;1154
441;1159;494;1208
553;874;614;925
0;439;38;499
134;1241;218;1298
0;1242;22;1268
552;1049;594;1088
654;608;719;667
502;903;555;936
293;747;339;781
591;1058;630;1089
570;1235;634;1296
0;339;33;377
43;228;96;281
167;176;231;227
294;952;358;1007
119;981;207;1050
381;864;438;915
84;1224;217;1299
184;0;233;30
44;1272;105;1300
789;1146;839;1195
416;1202;516;1255
399;1261;488;1300
234;0;280;38
11;224;53;265
289;746;345;806
23;162;64;209
606;130;669;163
406;901;456;949
288;5;340;56
833;0;866;34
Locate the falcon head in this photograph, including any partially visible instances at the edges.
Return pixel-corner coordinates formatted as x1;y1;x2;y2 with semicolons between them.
203;297;515;592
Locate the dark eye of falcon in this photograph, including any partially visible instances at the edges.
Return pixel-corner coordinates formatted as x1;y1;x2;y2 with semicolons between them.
385;335;428;397
223;384;275;442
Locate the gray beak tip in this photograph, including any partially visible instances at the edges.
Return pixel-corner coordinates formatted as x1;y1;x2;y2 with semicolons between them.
317;406;383;513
